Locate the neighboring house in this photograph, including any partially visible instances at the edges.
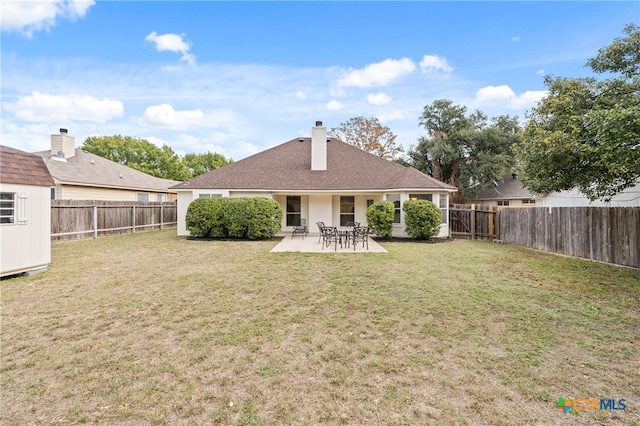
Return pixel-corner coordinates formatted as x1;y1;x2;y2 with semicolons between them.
35;129;178;202
472;173;640;207
1;145;55;277
173;121;458;238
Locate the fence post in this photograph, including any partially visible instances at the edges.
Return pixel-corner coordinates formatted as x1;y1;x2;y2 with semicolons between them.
93;205;98;239
488;205;494;242
132;205;136;233
470;204;476;240
160;204;164;230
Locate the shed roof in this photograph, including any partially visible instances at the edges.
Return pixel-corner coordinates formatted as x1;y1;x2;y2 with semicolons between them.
34;149;177;193
174;137;457;192
1;145;54;187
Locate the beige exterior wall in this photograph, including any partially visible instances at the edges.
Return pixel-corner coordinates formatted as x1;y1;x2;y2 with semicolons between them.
0;183;51;277
57;184;171;202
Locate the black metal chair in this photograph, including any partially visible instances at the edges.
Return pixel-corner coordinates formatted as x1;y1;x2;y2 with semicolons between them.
291;218;307;239
345;221;360;228
352;226;369;251
316;221;326;243
321;226;339;251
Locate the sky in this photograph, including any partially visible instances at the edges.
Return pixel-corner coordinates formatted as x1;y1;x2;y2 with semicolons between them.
1;1;638;161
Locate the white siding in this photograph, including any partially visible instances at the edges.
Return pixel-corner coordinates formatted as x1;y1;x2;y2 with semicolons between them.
58;184;171;202
541;183;640;207
0;183;51;277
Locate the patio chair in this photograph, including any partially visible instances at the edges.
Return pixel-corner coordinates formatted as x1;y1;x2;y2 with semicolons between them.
345;221;360;228
316;221;325;243
321;226;339;251
291;218;307;239
352;226;369;251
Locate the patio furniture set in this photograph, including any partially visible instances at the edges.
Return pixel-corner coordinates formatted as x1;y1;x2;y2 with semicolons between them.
291;220;370;251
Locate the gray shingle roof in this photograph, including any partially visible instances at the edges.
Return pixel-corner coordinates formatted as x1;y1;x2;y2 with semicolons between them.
174;137;457;192
34;149;177;192
1;145;54;187
473;174;535;200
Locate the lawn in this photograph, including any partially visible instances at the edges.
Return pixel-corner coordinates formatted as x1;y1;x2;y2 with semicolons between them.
1;230;639;425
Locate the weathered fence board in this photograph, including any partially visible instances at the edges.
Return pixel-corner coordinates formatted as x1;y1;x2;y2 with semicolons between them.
499;207;639;269
51;200;177;241
450;204;498;240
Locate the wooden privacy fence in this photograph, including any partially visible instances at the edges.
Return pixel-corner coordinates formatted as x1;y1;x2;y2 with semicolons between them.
51;200;177;241
450;204;499;240
499;207;639;269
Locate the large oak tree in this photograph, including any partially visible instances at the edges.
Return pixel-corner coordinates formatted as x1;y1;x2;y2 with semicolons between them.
516;24;640;201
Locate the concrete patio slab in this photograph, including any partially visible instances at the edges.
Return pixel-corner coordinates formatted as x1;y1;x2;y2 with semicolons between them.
271;233;388;253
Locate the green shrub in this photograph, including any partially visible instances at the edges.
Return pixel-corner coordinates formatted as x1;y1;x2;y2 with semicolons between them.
185;197;282;239
366;201;395;238
185;197;225;237
402;199;441;240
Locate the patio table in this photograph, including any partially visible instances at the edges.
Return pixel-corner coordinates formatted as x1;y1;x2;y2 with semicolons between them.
337;227;354;248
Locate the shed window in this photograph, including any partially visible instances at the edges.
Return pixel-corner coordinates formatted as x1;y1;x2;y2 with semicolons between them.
0;192;16;224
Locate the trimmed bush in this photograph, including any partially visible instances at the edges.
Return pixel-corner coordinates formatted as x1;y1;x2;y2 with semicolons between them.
403;199;441;240
185;197;282;239
366;201;395;238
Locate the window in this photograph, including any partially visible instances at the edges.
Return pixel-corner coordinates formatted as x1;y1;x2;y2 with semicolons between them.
50;187;56;200
497;200;510;206
387;194;401;223
522;199;535;205
286;196;301;226
157;193;167;202
366;199;374;209
439;194;448;224
0;192;16;224
198;194;222;198
409;194;432;201
137;193;149;202
340;196;355;226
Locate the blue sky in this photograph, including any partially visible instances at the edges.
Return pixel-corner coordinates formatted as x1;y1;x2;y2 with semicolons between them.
1;1;638;160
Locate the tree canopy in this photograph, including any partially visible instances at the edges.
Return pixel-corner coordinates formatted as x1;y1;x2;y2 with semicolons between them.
82;135;232;181
330;116;403;159
515;24;640;201
404;99;520;202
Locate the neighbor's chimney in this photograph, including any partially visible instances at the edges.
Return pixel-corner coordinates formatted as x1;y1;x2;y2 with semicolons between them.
311;120;327;171
51;128;76;159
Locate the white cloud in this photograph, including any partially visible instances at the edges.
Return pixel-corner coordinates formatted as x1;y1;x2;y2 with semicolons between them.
3;91;123;123
0;0;94;38
536;69;545;75
367;92;391;105
512;35;521;42
419;55;454;75
377;110;410;122
145;31;196;66
326;100;345;111
140;104;235;130
337;58;416;88
475;85;547;110
295;90;307;100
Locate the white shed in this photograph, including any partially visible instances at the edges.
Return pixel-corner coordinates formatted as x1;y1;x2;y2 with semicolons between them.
1;145;55;277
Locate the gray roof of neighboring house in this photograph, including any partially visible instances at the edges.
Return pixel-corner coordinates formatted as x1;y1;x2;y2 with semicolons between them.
173;137;458;192
34;148;177;193
1;145;55;187
473;173;535;200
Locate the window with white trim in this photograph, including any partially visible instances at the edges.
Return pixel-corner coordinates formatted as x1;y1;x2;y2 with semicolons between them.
0;192;16;224
137;193;149;202
340;196;355;226
387;194;401;223
286;196;301;226
439;194;448;224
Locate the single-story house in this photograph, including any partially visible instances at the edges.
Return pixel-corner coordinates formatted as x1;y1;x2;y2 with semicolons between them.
1;145;55;277
173;121;458;238
35;129;178;202
472;173;640;207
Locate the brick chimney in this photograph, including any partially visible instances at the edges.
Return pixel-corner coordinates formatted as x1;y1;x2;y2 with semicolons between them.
311;121;327;171
51;128;76;159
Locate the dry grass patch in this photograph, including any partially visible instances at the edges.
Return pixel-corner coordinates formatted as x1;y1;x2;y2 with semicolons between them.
1;230;639;425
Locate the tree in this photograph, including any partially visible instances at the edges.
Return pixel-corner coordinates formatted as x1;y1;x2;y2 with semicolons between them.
82;135;232;181
83;135;190;181
330;116;403;159
406;99;520;202
516;24;640;201
183;152;232;177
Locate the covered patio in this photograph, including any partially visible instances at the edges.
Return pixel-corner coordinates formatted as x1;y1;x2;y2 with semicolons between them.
271;232;387;253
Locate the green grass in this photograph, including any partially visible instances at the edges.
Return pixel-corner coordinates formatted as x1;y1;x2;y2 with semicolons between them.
1;230;639;425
